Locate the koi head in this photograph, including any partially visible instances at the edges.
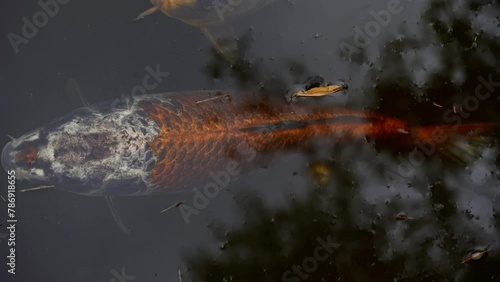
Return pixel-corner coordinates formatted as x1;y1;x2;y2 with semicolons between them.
2;131;51;183
1;102;161;196
1;124;110;192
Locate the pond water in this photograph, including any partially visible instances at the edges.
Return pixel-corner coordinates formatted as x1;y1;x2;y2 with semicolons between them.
1;0;499;281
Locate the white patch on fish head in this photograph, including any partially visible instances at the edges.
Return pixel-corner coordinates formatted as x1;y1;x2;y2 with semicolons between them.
40;104;160;193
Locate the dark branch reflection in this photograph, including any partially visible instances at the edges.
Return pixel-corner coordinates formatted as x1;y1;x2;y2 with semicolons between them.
184;0;500;281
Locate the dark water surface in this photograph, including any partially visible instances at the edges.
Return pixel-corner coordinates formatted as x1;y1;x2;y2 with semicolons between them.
1;0;500;281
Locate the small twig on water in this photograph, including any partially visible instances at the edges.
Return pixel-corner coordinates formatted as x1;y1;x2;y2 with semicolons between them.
196;94;229;104
462;249;490;264
161;201;185;213
471;22;480;48
20;185;55;193
395;214;413;220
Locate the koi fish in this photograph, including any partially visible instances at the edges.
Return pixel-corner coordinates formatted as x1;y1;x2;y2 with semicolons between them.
134;0;277;26
1;90;498;196
133;0;278;61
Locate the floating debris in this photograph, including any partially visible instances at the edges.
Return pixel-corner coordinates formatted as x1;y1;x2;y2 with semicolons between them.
432;102;443;108
309;163;330;187
178;269;183;282
291;84;345;100
161;201;185;213
396;128;410;134
196;94;229;104
20;185;55;193
462;249;490;264
395;213;413;220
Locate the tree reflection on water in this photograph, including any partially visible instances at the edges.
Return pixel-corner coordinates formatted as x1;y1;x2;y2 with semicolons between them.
184;0;500;281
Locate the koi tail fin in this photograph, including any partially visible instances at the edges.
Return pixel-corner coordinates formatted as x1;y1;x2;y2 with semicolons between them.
412;123;500;164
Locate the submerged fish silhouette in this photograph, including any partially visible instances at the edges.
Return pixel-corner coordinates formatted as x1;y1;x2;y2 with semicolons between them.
2;90;498;196
134;0;277;61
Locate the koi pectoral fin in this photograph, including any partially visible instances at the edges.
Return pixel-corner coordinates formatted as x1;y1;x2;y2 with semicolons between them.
201;26;239;63
65;78;90;107
105;196;131;234
133;6;160;21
